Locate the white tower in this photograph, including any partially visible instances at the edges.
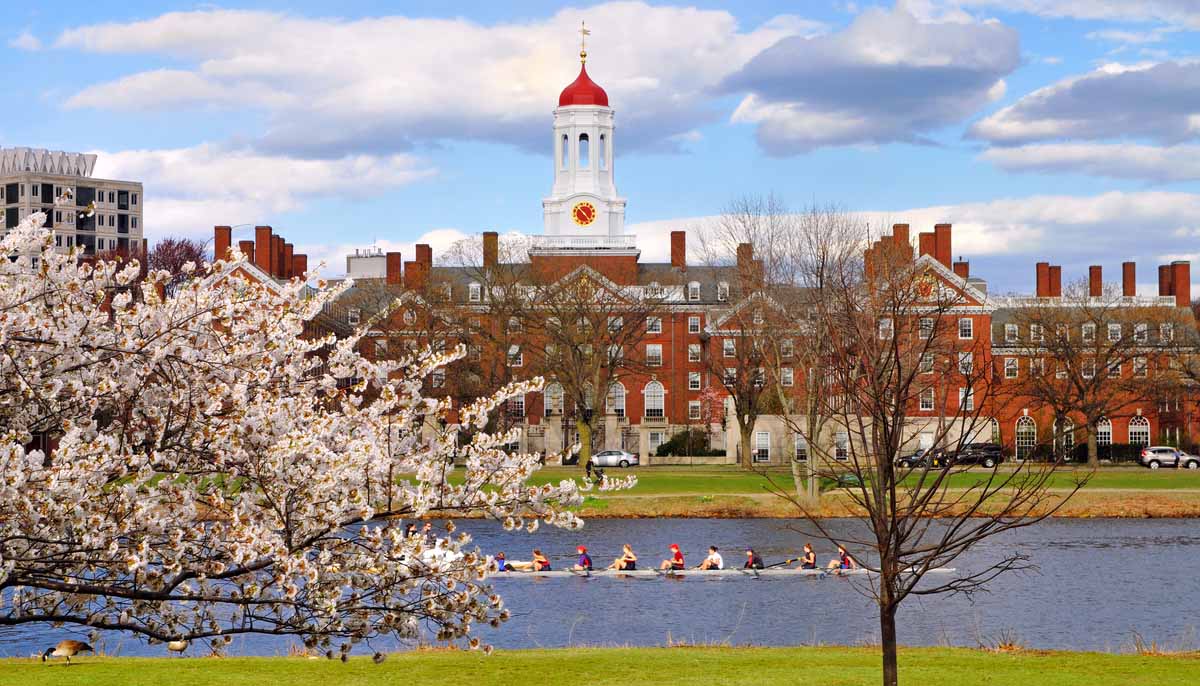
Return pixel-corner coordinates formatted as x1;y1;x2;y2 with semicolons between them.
537;25;631;253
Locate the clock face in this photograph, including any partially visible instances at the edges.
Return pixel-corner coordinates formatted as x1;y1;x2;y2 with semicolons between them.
572;201;597;227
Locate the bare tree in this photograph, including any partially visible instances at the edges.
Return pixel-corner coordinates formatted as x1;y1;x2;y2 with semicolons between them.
774;230;1083;686
149;237;210;282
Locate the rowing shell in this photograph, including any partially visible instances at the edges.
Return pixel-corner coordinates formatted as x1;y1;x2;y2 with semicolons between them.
489;567;955;579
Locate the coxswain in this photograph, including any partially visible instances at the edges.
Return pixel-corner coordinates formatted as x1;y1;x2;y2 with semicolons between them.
607;544;638;570
659;543;685;571
797;543;817;569
697;546;724;570
573;545;593;571
743;548;765;569
494;551;509;572
826;545;858;571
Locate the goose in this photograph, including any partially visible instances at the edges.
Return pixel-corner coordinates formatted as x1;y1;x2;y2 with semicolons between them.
166;640;189;656
42;640;94;664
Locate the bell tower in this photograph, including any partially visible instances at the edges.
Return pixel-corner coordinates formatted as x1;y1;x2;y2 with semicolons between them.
539;24;630;247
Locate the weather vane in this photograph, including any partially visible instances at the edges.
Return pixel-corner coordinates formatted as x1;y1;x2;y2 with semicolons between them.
580;20;590;63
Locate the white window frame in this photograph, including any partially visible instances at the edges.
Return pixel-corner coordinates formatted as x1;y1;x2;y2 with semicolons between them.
920;353;934;374
1161;323;1174;342
688;371;701;390
1134;356;1148;378
1108;323;1122;342
688;401;701;421
920;387;934;411
1030;324;1044;343
958;318;973;340
1134;323;1148;343
688;343;701;362
753;431;771;463
959;387;974;412
1005;324;1018;343
724;367;736;385
646;316;662;334
508;345;523;367
879;317;894;340
781;367;794;387
347;308;361;326
834;432;849;461
468;282;481;302
644;382;665;419
1004;358;1019;379
919;318;934;339
794;435;808;462
958;352;973;375
688;316;701;334
781;339;794;358
646;344;663;367
723;339;735;358
687;282;701;301
717;282;729;301
1082;323;1095;343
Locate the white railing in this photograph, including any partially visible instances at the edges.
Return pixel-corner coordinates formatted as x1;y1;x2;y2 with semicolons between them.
529;234;637;250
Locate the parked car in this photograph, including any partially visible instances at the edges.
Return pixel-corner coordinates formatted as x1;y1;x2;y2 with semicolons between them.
590;449;640;468
1139;446;1200;469
894;448;949;469
950;443;1004;469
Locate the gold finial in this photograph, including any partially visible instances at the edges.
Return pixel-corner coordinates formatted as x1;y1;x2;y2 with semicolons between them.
579;20;590;63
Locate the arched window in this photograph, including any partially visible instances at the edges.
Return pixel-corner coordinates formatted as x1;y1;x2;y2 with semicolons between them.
644;381;665;419
561;134;569;169
545;383;564;416
1129;416;1150;446
599;134;607;170
1015;416;1036;460
1096;417;1112;446
579;133;590;168
607;382;626;418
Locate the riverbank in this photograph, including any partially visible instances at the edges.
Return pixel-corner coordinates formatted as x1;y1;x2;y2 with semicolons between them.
531;466;1200;518
5;646;1197;685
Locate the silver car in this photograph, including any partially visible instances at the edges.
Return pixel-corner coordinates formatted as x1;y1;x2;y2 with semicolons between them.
590;449;639;468
1139;446;1200;469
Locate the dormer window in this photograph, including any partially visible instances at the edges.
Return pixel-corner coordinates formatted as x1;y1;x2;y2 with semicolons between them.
469;282;481;302
646;282;663;298
717;282;729;301
688;281;700;301
347;308;361;326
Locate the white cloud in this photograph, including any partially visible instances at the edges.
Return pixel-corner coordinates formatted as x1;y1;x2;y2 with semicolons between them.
1086;27;1177;45
9;30;41;51
981;142;1200;182
92;144;435;240
722;5;1019;153
951;1;1200;29
56;4;820;156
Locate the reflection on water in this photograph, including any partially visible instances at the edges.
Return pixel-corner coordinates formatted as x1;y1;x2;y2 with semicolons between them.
2;518;1197;656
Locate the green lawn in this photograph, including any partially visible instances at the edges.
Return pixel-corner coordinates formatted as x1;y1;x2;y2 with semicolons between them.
4;647;1197;686
527;465;1200;495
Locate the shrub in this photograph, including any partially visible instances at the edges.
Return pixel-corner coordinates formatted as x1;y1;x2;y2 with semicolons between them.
655;429;725;457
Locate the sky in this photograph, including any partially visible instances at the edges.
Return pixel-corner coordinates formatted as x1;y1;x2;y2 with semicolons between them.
3;0;1200;294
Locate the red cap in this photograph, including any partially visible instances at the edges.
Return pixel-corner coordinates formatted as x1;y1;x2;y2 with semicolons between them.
669;544;680;551
559;63;609;107
577;545;587;553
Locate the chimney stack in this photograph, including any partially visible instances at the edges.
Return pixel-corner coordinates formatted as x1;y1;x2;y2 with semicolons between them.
1048;265;1062;297
386;251;403;285
239;240;255;261
415;243;432;268
918;232;935;259
892;224;910;260
736;243;753;272
671;230;687;270
1122;262;1136;297
1158;265;1173;297
273;235;285;278
1172;261;1191;308
292;254;308;279
933;224;952;267
254;226;273;272
1088;265;1102;297
404;260;428;290
482;231;498;270
214;225;232;260
952;260;970;279
1036;262;1050;297
283;243;294;279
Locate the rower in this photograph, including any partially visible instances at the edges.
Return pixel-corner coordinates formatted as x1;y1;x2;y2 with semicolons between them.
826;545;858;571
607;544;638;570
507;548;551;572
573;545;593;571
697;545;724;570
659;543;685;571
743;548;764;570
797;543;817;569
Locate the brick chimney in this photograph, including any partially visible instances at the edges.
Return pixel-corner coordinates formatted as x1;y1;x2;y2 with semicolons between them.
1048;265;1062;297
736;242;753;272
952;260;969;279
1088;265;1102;297
273;235;285;278
933;224;952;268
292;254;308;279
283;243;294;279
1158;265;1173;297
415;244;432;269
1122;262;1136;297
404;260;428;290
239;240;255;261
671;230;687;270
254;226;272;272
482;231;498;270
214;225;232;260
386;251;403;285
1172;261;1191;308
1036;262;1050;297
891;224;910;260
918;232;935;259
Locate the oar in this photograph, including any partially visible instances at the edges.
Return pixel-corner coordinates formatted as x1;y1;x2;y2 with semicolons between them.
764;557;799;570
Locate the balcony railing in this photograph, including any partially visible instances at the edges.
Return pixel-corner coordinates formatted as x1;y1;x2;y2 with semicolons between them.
529;234;638;250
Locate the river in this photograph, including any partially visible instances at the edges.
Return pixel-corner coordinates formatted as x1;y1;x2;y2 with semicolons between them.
2;518;1197;657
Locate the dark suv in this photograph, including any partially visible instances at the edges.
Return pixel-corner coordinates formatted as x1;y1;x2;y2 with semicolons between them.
951;443;1004;468
895;448;950;469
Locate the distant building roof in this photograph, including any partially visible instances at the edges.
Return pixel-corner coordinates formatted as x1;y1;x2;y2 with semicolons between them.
0;147;97;177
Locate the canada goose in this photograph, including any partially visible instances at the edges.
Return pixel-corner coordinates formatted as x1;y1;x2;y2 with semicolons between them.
42;640;94;664
166;640;189;655
372;652;386;664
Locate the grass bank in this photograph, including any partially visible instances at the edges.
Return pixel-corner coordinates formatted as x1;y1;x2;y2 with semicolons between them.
5;646;1197;686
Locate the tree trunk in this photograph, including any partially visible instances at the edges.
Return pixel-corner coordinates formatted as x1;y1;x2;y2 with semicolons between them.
788;452;808;502
739;424;754;469
880;602;899;686
1086;423;1099;468
577;419;594;467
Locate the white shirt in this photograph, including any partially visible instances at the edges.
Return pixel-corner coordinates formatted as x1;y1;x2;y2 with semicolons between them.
706;552;724;569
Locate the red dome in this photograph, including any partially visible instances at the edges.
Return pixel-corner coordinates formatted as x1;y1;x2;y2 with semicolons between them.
558;64;609;107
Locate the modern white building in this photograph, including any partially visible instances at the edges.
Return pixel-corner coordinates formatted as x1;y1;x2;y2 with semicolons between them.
0;147;145;255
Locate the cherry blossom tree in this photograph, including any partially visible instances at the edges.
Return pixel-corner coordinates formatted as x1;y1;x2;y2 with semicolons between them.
0;212;626;654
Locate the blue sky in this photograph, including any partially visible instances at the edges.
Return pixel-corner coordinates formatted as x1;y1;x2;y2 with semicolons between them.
4;1;1200;293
